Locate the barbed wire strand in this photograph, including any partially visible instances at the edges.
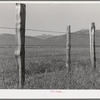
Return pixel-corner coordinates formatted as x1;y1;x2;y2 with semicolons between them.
0;45;100;48
0;53;100;58
0;26;100;37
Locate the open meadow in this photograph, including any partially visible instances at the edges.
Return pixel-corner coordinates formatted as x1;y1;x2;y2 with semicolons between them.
0;46;100;89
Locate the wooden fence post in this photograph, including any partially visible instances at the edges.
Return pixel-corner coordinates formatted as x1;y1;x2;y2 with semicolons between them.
66;25;71;89
66;25;71;72
89;22;96;70
15;3;26;89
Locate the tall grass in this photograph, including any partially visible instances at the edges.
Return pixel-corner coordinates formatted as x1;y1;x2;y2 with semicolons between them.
0;47;100;89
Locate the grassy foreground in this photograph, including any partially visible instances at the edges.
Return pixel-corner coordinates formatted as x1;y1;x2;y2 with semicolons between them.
0;47;100;89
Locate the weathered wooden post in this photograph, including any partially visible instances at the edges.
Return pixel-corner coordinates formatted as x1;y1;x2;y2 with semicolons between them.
66;25;71;72
89;22;96;70
66;25;71;89
15;3;26;89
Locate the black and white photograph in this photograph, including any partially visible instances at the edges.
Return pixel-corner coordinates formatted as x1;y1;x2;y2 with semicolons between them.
0;1;100;90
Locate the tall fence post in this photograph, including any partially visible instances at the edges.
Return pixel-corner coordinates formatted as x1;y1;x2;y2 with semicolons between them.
66;25;71;72
66;25;71;89
89;22;96;70
15;3;26;89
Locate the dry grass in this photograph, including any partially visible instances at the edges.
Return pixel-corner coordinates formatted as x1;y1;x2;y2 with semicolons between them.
0;47;100;89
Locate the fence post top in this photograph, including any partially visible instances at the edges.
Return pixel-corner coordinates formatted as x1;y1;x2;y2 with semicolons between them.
16;3;26;6
91;22;95;28
67;25;71;31
67;25;71;27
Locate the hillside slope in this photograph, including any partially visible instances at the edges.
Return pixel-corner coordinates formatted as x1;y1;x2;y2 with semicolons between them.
0;29;100;47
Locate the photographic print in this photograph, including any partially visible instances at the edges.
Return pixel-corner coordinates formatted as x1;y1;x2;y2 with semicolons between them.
0;1;100;90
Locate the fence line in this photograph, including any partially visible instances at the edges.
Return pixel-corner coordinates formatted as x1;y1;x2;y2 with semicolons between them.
0;27;65;34
0;3;100;89
0;44;100;47
1;26;100;37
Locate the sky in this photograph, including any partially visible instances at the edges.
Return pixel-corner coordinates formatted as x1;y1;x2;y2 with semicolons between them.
0;3;100;36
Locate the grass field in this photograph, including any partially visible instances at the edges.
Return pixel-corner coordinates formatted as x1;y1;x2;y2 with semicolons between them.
0;46;100;89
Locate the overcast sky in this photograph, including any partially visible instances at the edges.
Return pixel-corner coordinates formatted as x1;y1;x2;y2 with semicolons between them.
0;3;100;36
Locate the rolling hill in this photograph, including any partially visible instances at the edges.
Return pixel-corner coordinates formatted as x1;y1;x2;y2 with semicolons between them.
0;29;100;47
34;34;53;40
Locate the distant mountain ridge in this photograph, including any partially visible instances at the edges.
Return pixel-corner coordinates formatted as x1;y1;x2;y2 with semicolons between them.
0;29;100;47
34;34;53;40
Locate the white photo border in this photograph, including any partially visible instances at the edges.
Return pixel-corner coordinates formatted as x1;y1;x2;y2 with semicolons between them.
0;1;100;99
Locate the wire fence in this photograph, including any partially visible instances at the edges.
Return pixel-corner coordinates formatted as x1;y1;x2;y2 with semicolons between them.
0;26;100;89
1;26;100;36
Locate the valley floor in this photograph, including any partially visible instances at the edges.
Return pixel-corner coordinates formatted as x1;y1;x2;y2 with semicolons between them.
0;47;100;89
